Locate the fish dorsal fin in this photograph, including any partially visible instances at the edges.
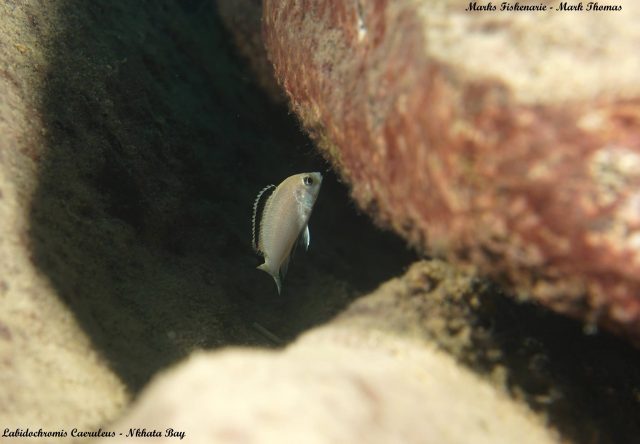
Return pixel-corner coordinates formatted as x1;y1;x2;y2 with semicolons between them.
252;184;276;253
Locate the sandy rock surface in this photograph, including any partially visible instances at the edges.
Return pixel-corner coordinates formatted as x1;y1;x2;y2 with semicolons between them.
98;329;557;444
1;1;639;443
99;260;640;444
0;0;412;439
262;0;640;344
0;0;128;432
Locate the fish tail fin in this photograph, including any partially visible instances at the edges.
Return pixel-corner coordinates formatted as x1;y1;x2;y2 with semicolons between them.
257;263;282;294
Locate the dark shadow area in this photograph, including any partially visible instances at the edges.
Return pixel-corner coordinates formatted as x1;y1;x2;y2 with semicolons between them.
30;0;415;391
475;288;640;444
26;1;640;441
343;259;640;444
413;268;640;444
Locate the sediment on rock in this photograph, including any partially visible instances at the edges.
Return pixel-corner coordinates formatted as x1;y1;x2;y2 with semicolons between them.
97;260;640;444
0;0;413;436
335;260;640;444
96;339;557;444
2;1;639;443
262;0;640;345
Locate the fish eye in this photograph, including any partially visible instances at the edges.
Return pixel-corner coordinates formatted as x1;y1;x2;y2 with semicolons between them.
303;176;313;186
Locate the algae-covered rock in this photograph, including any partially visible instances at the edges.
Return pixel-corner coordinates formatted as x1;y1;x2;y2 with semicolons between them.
262;0;640;345
3;1;640;443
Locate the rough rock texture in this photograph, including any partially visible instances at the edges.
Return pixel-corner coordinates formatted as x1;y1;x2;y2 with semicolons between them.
0;0;128;431
262;0;640;344
0;0;412;437
99;261;640;444
3;1;640;443
98;334;556;444
339;260;640;444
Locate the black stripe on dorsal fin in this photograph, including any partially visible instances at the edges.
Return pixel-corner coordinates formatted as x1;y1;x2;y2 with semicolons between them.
252;184;276;253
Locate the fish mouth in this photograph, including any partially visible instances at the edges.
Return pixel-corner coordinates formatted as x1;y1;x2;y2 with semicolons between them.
309;172;323;183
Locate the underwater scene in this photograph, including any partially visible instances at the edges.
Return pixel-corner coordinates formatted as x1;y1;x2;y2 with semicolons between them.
0;0;639;443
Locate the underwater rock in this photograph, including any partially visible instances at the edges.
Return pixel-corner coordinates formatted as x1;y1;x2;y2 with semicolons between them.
0;0;414;437
97;326;557;443
97;260;640;444
262;0;640;344
3;0;638;441
0;0;129;432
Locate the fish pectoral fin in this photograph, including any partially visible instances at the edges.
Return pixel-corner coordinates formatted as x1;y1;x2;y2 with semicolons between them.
302;225;310;251
273;275;282;294
274;274;282;294
291;225;309;257
280;254;291;280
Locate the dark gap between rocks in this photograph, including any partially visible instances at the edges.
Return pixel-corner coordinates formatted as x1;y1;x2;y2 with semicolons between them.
25;2;640;443
340;260;640;444
29;0;416;391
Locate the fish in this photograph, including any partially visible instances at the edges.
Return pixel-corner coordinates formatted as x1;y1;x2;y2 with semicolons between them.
252;172;323;294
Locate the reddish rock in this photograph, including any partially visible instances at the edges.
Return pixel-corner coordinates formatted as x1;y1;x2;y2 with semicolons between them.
262;0;640;343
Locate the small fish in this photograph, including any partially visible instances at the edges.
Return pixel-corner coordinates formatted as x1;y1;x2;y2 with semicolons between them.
252;172;323;293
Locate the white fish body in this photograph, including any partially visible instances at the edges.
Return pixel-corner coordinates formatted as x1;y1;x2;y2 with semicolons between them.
253;172;323;293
